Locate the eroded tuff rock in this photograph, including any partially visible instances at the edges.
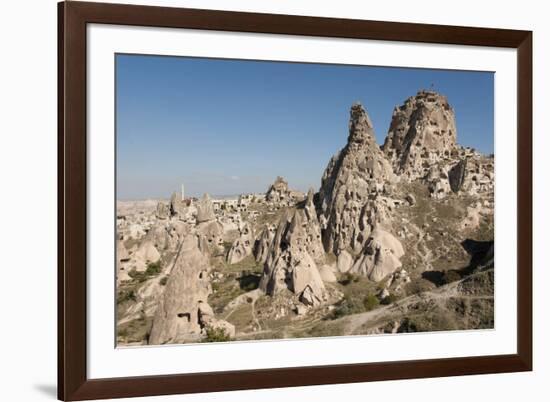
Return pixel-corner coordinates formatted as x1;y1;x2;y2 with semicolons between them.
253;225;276;264
156;202;170;219
196;193;216;223
350;228;405;282
227;222;255;264
148;235;233;344
259;190;327;306
383;90;458;180
197;220;224;256
318;102;396;256
448;158;468;193
266;176;291;203
426;165;452;200
170;191;186;216
452;154;494;196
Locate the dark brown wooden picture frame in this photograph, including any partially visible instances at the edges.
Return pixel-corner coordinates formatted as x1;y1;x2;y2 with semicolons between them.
58;1;532;400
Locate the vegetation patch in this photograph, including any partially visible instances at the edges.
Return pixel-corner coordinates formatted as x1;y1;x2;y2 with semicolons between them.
203;327;232;343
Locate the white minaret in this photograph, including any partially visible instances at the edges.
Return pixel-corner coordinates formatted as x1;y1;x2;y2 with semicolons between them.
181;184;185;201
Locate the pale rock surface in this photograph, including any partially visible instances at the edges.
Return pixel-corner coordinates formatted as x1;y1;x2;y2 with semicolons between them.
318;103;396;256
350;228;405;282
196;193;216;223
337;250;354;273
127;223;146;239
149;235;233;344
253;225;275;264
319;265;337;282
383;90;458;180
266;176;290;203
259;194;327;305
426;165;452;199
169;191;186;216
156;201;170;219
196;220;224;256
132;241;161;272
227;222;255;264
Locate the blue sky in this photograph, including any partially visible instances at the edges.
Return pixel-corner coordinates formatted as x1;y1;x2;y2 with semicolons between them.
116;54;494;200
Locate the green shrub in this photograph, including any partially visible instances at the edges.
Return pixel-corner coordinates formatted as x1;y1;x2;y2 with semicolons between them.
380;293;400;305
203;327;232;342
145;261;162;276
331;292;380;319
117;328;129;338
339;272;360;286
117;289;136;305
159;276;168;286
405;278;435;296
363;294;380;311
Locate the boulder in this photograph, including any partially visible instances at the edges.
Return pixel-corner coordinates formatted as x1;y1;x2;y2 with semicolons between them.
350;229;405;282
405;193;416;206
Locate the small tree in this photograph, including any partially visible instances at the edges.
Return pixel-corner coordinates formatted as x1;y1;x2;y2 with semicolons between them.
363;294;380;311
203;327;232;342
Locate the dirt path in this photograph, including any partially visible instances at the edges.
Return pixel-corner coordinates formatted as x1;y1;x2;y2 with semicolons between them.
341;273;493;334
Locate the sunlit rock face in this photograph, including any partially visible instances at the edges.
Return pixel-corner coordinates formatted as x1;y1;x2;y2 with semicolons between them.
259;190;327;306
383;90;458;181
318;102;396;257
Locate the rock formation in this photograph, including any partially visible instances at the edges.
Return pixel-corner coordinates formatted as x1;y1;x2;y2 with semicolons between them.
196;193;216;223
253;225;275;264
266;176;290;203
227;222;255;264
317;102;396;256
448;158;468;193
426;165;452;199
197;220;224;256
132;240;161;272
148;235;233;344
118;89;495;345
349;228;405;282
170;191;186;216
156;202;170;219
259;190;327;306
383;90;458;180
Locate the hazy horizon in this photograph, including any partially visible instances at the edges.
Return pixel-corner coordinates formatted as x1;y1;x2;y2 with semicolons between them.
116;54;494;200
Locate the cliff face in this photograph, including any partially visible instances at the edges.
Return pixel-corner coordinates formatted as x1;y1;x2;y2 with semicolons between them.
317;103;396;256
259;189;327;306
383;90;458;180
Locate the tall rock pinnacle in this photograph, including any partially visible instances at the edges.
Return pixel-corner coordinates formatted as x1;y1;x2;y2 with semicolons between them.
317;103;396;256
